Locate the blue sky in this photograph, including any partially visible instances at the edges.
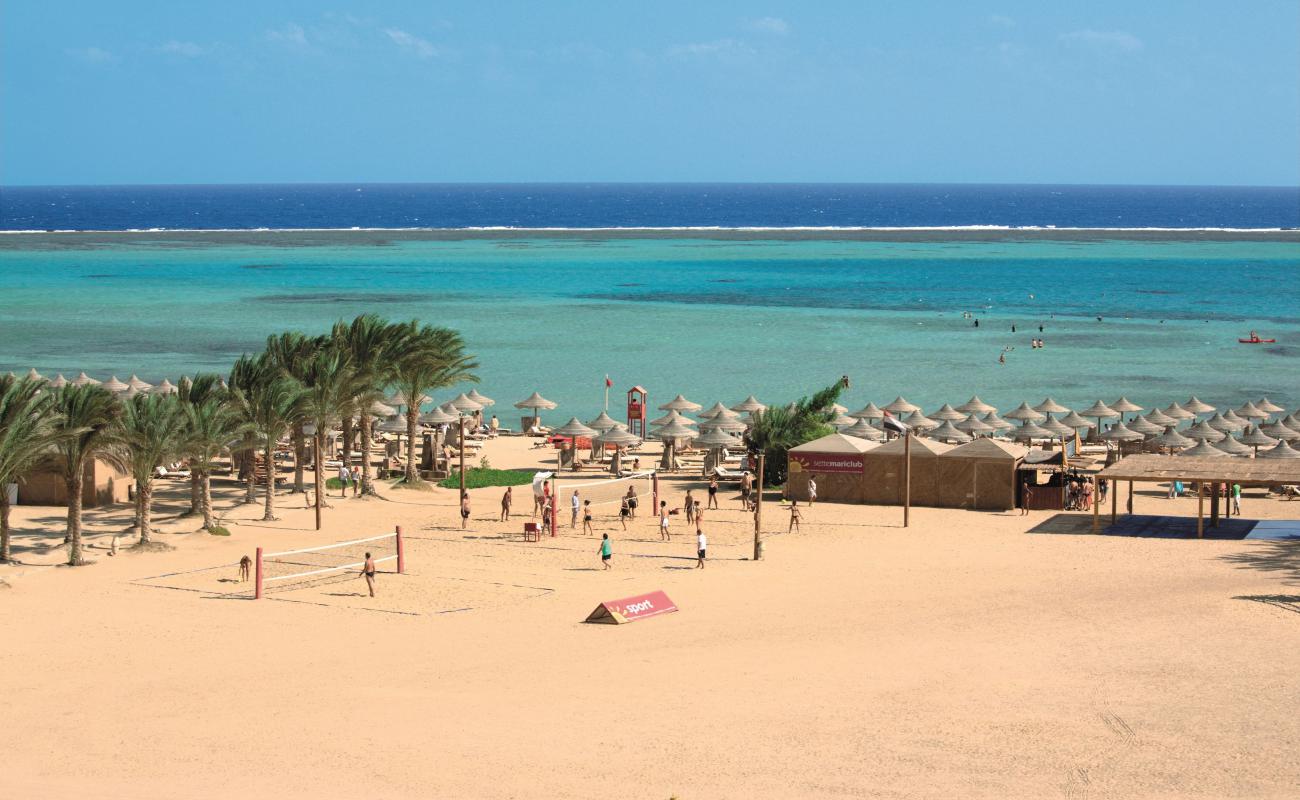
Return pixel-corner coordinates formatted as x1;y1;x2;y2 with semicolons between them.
2;2;1297;186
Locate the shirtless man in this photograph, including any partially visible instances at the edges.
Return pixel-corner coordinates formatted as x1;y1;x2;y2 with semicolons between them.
360;552;376;597
460;491;471;530
740;471;753;508
239;554;252;582
500;486;512;521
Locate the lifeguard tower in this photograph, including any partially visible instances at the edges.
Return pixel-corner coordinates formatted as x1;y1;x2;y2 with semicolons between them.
627;386;647;438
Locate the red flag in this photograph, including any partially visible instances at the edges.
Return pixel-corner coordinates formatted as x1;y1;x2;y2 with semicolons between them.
605;375;613;388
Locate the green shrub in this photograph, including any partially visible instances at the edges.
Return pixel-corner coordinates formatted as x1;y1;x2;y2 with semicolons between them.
208;526;231;536
438;468;535;490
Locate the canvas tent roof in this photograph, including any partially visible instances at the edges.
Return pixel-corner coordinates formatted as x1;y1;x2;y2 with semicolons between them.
789;432;878;455
941;438;1028;460
870;436;954;456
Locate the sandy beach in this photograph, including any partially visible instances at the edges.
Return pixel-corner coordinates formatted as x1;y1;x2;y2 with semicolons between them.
3;433;1297;799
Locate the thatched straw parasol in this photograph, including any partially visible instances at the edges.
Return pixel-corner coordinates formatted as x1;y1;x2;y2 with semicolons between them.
1110;396;1143;415
1213;436;1251;456
597;424;641;446
102;375;129;393
884;396;919;414
1177;441;1228;457
376;418;408;434
419;406;458;425
929;420;972;443
694;427;740;448
1183;396;1216;415
1259;440;1300;459
585;411;621;432
153;378;177;395
956;413;994;435
370;400;398;417
25;368;44;382
1011;422;1052;441
388;390;432;407
842;418;886;441
1205;412;1243;434
1057;411;1096;430
1238;425;1278;453
1154;426;1195;450
929;403;967;421
1005;402;1046;424
731;395;766;413
1260;420;1300;442
658;394;702;412
50;374;69;389
830;411;857;427
1221;409;1249;428
1124;416;1163;436
71;372;101;387
1162;402;1195;421
1236;401;1268;420
466;389;495;407
902;410;937;431
1184;420;1226;442
450;392;483;413
1255;397;1285;415
1079;400;1119;426
651;409;697;428
956;395;996;415
1281;413;1300;433
697;402;731;420
849;402;885;420
1040;417;1076;439
1099;422;1142;442
1143;408;1178;428
514;391;557;410
981;411;1014;431
127;374;152;392
1033;397;1070;416
703;416;748;433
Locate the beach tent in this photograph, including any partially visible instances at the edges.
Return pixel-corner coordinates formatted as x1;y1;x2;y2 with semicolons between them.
787;433;877;503
862;436;953;506
936;438;1028;511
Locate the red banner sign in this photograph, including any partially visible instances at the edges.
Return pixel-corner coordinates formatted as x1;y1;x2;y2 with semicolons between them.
585;590;678;624
789;452;865;474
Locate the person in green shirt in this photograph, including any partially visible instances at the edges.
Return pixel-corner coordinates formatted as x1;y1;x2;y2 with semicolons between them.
598;533;612;570
1232;483;1242;515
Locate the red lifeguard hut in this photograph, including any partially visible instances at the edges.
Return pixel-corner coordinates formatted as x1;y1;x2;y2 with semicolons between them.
627;386;647;438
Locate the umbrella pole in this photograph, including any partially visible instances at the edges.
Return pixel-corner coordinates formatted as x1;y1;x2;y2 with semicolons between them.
753;452;765;561
903;431;912;528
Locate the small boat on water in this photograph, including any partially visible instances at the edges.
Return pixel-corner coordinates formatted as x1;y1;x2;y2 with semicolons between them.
1239;331;1276;344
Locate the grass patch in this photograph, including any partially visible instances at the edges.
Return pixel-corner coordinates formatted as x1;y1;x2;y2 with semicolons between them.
208;526;231;536
390;477;435;491
438;468;536;490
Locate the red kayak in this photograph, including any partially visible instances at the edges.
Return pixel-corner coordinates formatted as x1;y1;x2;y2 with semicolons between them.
1239;337;1276;344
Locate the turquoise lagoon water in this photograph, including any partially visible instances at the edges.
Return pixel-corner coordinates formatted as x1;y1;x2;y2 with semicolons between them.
1;233;1298;419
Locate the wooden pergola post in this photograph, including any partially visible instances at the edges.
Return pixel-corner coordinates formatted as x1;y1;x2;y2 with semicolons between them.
1110;478;1117;524
1092;475;1100;533
1196;482;1204;538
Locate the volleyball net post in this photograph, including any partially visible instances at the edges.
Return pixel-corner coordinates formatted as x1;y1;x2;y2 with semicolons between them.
254;546;264;599
653;472;660;515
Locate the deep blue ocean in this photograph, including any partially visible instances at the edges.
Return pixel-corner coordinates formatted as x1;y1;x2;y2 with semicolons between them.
2;183;1298;231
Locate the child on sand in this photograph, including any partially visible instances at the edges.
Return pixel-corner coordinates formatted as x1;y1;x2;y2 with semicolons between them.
460;491;471;529
598;533;612;569
696;529;707;569
789;500;802;532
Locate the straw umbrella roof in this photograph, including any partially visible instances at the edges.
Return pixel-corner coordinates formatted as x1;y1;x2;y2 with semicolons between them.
1125;416;1163;436
651;420;697;439
101;375;129;393
370;400;398;417
1099;422;1143;441
849;402;885;420
514;391;557;410
1010;422;1052;441
830;403;848;414
376;418;408;433
1162;402;1195;421
1185;420;1226;441
1153;426;1195;449
154;378;178;395
71;372;101;387
466;389;494;407
981;411;1014;431
1238;425;1278;447
1033;397;1070;415
127;374;152;391
1005;402;1046;423
25;368;44;381
928;420;972;443
830;411;857;427
695;427;741;448
658;394;702;412
448;392;483;413
551;417;599;438
50;374;69;389
1221;409;1249;427
929;403;967;421
650;409;697;428
1260;440;1300;459
884;396;919;414
1236;401;1268;419
697;401;731;420
585;411;621;432
955;413;994;434
842;418;886;441
596;425;642;446
387;390;432;406
1040;418;1076;438
1213;436;1252;456
1205;412;1243;433
730;395;766;413
420;406;458;425
1143;408;1178;427
438;402;461;417
955;395;996;414
903;410;937;430
1282;413;1300;432
1260;420;1300;442
1111;396;1143;413
1183;396;1216;414
1177;441;1228;457
1057;411;1095;429
702;416;748;433
1256;396;1285;414
702;405;744;424
1079;400;1118;420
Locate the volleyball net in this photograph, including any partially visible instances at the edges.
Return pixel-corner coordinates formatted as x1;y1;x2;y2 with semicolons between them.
255;528;404;599
548;469;657;517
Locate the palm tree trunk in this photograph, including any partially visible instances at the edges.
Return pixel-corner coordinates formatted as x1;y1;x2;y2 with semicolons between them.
186;472;200;516
263;441;277;521
405;406;419;484
314;429;325;530
133;486;145;532
0;492;12;563
292;424;305;493
341;415;353;474
139;480;153;544
358;412;374;495
243;449;257;504
199;469;214;531
67;473;84;565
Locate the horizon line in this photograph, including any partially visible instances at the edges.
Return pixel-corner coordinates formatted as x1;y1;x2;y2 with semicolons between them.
3;180;1299;191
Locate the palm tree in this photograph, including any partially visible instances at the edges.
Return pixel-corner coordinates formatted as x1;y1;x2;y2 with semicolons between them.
121;392;184;544
229;353;307;522
265;332;318;494
0;375;60;563
334;314;413;496
50;384;126;565
179;377;245;532
176;374;224;515
745;381;844;487
390;323;479;486
298;342;363;530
